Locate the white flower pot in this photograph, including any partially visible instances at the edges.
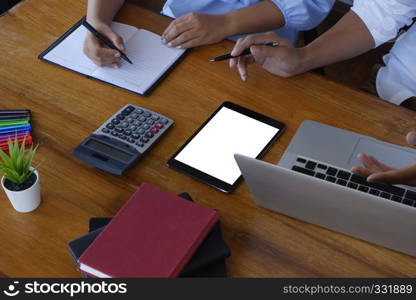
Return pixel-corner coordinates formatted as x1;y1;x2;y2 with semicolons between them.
1;170;41;213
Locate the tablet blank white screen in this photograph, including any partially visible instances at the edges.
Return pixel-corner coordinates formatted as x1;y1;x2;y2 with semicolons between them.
175;107;279;185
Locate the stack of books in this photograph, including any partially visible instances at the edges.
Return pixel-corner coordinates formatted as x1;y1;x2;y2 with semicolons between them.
0;110;32;151
68;184;231;278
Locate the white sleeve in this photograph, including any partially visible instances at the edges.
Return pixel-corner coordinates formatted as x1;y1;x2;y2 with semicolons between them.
352;0;416;47
271;0;335;31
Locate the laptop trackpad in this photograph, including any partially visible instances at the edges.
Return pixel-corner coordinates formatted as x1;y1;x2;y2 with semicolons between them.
348;138;416;169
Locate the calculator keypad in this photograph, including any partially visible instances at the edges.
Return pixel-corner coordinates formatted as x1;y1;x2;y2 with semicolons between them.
96;105;173;152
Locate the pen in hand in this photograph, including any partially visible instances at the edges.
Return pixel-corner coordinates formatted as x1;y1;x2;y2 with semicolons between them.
82;18;133;65
210;41;279;62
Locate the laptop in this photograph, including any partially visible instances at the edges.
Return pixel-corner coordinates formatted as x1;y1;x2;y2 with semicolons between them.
234;120;416;256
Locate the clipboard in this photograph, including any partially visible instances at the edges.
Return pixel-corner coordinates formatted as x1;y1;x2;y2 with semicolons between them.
38;18;189;96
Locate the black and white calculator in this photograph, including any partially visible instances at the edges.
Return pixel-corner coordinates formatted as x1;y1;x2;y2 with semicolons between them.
73;104;173;175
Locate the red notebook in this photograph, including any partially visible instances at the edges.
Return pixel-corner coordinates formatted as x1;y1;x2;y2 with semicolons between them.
78;183;219;278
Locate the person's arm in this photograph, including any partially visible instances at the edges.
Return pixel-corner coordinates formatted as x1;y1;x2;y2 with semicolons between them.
162;1;285;49
223;1;285;37
87;0;125;26
229;11;374;80
295;10;375;74
303;0;416;66
228;0;335;35
230;0;416;80
83;0;126;67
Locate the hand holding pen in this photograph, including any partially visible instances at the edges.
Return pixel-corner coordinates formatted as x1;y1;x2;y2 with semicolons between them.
227;32;301;81
82;19;132;68
210;41;279;62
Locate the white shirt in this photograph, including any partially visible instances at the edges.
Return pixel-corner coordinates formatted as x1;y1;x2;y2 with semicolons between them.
352;0;416;105
162;0;335;44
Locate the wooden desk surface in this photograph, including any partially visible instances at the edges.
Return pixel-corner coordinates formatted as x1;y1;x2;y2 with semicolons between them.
1;0;416;278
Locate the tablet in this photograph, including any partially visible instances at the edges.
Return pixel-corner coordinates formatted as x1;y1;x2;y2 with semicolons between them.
167;102;286;193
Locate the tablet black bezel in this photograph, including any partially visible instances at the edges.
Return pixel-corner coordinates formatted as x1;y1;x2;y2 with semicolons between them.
167;101;286;193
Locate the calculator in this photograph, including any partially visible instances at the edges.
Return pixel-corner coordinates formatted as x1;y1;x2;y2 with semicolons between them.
73;104;174;175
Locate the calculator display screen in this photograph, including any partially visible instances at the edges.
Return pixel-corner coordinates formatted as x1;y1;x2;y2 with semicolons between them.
174;107;280;185
86;139;133;162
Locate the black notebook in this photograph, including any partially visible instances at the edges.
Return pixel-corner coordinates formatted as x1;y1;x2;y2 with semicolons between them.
38;18;188;96
68;193;230;278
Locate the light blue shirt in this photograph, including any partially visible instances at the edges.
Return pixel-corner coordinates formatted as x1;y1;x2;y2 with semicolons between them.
162;0;335;44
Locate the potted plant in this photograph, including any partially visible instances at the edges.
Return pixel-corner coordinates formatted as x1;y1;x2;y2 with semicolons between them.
0;138;40;213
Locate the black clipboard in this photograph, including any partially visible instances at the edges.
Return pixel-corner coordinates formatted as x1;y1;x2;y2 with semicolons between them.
38;17;189;96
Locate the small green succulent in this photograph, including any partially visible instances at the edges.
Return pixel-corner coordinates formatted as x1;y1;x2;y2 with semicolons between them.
0;138;38;184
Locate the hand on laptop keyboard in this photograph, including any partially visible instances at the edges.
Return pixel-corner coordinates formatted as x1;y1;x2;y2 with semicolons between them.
351;131;416;187
292;156;416;208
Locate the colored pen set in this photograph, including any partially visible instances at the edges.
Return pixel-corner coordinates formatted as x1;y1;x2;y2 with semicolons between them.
0;110;32;151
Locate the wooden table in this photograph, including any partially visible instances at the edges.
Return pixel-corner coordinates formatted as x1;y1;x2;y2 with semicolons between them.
1;0;415;278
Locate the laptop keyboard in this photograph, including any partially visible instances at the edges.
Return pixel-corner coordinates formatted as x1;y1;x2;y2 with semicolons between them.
291;156;416;208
